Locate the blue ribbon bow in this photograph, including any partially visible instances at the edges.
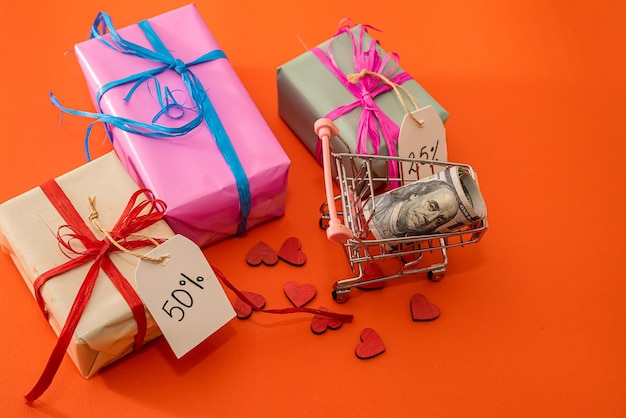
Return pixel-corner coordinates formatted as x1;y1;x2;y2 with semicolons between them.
51;11;251;234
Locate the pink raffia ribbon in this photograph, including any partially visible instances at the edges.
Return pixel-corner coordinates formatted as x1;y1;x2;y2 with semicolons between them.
311;20;415;182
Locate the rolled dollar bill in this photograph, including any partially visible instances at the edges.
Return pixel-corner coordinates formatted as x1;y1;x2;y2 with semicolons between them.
363;166;486;240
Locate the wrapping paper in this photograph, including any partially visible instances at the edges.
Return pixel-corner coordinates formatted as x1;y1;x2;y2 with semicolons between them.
277;25;448;176
74;4;290;247
0;152;175;378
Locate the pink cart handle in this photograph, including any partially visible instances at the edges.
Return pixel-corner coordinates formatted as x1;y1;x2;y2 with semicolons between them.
314;118;354;244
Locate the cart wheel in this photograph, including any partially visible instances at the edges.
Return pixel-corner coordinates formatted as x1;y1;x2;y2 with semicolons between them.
332;288;350;303
428;270;445;282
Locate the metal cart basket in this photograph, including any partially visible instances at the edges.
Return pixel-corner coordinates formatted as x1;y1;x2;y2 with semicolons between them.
314;118;488;302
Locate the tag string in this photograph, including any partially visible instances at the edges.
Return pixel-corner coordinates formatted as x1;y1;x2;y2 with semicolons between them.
346;69;424;128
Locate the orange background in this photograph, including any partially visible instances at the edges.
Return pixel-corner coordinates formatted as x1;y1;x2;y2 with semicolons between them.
1;0;625;416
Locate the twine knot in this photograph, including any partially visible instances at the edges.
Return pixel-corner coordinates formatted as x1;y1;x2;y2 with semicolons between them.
347;69;424;128
87;195;168;264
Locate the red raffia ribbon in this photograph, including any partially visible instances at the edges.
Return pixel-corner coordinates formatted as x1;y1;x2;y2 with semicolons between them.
25;180;167;404
212;266;354;322
26;181;353;404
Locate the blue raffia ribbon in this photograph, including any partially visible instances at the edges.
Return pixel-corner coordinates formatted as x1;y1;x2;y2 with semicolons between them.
50;12;251;234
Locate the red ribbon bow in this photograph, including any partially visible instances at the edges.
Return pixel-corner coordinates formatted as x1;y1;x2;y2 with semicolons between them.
25;179;167;404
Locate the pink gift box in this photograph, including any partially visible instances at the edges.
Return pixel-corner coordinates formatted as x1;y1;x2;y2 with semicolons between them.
73;4;290;247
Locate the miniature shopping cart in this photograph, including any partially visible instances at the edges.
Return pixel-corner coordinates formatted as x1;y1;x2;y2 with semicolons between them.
314;118;488;302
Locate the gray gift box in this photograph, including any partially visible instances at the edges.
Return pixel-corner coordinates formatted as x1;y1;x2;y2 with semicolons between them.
277;25;449;175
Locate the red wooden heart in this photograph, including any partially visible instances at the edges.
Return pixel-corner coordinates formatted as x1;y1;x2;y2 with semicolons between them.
284;281;316;307
311;307;344;334
355;328;385;359
410;293;440;321
246;241;278;266
277;237;306;266
356;263;385;290
234;291;266;319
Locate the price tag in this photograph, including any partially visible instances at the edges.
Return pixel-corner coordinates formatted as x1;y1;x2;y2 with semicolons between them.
397;105;447;180
135;234;236;358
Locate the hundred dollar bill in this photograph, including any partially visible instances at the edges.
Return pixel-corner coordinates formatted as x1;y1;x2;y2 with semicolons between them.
363;166;486;240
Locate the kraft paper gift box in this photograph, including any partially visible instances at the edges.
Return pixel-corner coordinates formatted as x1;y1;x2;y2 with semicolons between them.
71;4;290;248
277;24;448;177
0;152;175;379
